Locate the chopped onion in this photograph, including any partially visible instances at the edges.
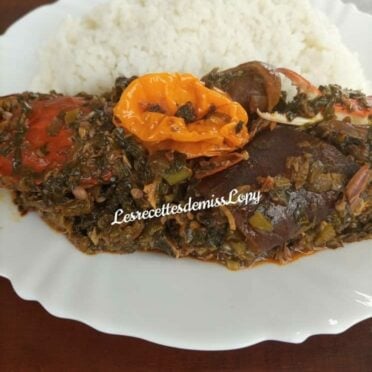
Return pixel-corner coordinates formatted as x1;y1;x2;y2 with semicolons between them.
257;109;323;126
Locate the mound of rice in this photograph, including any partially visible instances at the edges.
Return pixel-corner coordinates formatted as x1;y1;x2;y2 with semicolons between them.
31;0;369;95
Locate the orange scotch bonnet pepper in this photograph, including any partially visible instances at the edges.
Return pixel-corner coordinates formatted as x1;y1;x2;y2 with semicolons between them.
113;73;249;158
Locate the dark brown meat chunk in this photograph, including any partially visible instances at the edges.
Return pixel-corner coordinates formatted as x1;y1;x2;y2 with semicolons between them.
202;61;281;114
309;120;371;165
197;127;359;255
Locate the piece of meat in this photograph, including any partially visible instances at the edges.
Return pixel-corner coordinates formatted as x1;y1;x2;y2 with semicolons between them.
197;126;361;255
202;61;281;114
309;120;371;165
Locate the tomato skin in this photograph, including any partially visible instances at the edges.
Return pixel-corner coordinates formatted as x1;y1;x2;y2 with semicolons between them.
0;96;116;189
20;97;84;174
0;156;12;177
0;96;86;182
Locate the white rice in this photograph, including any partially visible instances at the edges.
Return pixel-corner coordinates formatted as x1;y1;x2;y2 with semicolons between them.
31;0;369;95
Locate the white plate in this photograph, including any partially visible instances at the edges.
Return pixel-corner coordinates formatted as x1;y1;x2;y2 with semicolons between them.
0;0;371;350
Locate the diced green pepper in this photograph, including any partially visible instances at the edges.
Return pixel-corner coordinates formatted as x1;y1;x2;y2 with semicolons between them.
163;166;192;185
248;211;273;232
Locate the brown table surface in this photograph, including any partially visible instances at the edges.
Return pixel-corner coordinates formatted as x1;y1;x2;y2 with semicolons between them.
1;1;372;371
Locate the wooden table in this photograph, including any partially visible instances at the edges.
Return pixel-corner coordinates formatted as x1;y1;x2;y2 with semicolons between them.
0;1;371;370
